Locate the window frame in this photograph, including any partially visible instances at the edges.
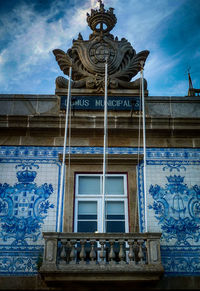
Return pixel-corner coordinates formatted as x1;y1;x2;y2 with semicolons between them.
74;173;129;233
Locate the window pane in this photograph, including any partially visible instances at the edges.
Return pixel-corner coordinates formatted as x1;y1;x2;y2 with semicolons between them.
78;201;97;215
78;221;97;232
106;221;125;232
105;176;124;195
78;202;97;232
78;176;100;194
106;201;124;215
78;215;97;220
106;215;124;220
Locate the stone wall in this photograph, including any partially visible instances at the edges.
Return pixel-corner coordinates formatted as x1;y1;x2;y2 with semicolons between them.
0;94;200;288
0;95;200;148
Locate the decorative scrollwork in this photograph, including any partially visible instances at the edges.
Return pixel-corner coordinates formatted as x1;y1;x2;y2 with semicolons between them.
0;163;54;246
149;175;200;246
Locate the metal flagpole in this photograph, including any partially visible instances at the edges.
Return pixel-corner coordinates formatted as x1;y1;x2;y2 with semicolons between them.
57;66;72;232
140;61;148;233
102;58;108;233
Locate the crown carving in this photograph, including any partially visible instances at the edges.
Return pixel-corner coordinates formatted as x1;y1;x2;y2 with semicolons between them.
167;175;184;184
87;0;117;33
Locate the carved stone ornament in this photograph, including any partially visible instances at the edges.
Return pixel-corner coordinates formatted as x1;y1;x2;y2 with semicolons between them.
53;0;149;92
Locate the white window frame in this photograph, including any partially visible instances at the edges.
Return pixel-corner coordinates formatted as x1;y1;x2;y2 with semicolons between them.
74;173;129;233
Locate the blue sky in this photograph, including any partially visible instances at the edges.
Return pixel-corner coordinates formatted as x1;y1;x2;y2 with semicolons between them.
0;0;199;96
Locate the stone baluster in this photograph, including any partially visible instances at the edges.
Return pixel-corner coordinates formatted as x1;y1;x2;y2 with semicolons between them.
59;239;67;265
79;240;86;264
128;240;135;265
119;240;126;264
138;239;145;265
89;240;96;264
99;240;106;264
69;239;77;265
108;240;116;264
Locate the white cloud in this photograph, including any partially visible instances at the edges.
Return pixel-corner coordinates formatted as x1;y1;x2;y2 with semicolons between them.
145;51;182;79
0;0;198;95
0;49;6;65
112;0;184;47
0;0;99;89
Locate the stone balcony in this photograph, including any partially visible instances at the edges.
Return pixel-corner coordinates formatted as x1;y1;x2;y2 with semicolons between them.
40;232;164;286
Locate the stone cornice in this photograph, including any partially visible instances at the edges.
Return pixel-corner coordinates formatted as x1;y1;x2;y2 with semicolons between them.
0;115;200;139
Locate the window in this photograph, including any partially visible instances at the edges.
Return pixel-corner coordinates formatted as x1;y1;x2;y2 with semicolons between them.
74;174;128;233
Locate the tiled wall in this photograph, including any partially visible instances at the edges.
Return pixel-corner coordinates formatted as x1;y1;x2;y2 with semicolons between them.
0;147;61;275
138;148;200;276
0;146;200;276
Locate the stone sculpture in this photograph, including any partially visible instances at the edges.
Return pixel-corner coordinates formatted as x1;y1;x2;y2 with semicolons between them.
53;0;149;91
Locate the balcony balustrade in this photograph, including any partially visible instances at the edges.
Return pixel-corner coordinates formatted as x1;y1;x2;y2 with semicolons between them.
40;232;164;285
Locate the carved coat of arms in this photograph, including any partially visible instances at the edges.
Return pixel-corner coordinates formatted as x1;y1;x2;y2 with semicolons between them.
53;1;149;92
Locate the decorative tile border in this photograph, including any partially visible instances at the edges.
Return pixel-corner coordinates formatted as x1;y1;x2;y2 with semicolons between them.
0;146;200;160
0;245;43;276
161;246;200;276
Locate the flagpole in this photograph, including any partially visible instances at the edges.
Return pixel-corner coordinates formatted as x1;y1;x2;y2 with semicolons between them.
140;61;148;233
102;58;108;233
57;66;72;232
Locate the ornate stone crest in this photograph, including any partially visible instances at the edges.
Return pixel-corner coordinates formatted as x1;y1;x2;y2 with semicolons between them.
53;0;149;92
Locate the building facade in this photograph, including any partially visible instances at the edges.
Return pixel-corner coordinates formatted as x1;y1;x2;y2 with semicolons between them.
0;2;200;290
